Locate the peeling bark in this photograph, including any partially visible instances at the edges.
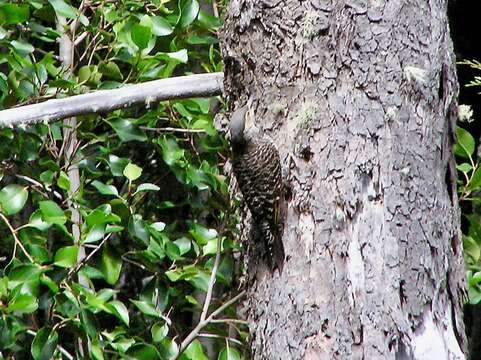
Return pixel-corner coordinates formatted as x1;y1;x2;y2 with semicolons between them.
221;0;466;358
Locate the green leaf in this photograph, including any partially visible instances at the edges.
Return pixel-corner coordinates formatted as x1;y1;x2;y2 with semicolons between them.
40;274;59;294
7;294;38;314
80;309;98;338
0;4;30;25
106;300;129;326
39;200;67;225
165;241;181;261
78;65;91;83
108;118;147;142
84;224;106;244
86;205;121;227
158;338;179;359
187;34;218;45
148;238;165;259
151;16;174;36
185;295;198;305
131;24;151;50
128;215;150;245
101;246;122;285
106;224;124;233
130;299;161;318
109;155;130;176
0;277;8;298
179;0;200;28
135;183;160;194
203;238;219;255
150;222;166;232
218;347;241;360
0;184;28;215
175;237;191;255
469;167;481;191
27;210;51;231
99;61;123;81
456;127;475;158
80;265;105;280
464;236;480;262
182;340;208;360
91;339;104;360
40;170;55;186
151;322;169;342
110;337;135;353
91;180;119;197
468;271;481;287
54;245;79;268
159;49;188;63
187;272;210;292
189;223;217;246
11;40;34;55
457;163;473;173
124;162;142;181
57;171;71;191
126;344;161;360
48;0;77;19
8;264;43;289
197;10;221;30
31;327;58;360
469;286;481;305
159;136;185;166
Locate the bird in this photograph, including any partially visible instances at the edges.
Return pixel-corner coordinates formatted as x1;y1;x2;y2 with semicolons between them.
229;101;285;272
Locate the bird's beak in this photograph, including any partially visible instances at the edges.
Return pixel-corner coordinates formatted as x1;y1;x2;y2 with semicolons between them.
244;107;255;130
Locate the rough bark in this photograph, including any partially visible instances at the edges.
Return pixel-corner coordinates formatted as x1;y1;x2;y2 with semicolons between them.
221;0;467;359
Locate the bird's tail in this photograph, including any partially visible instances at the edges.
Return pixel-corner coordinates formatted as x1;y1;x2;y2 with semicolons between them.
258;220;285;273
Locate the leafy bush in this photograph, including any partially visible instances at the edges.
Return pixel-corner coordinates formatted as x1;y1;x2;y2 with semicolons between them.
456;60;481;304
0;0;246;359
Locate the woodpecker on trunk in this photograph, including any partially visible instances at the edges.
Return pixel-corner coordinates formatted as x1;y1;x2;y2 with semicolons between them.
229;101;285;272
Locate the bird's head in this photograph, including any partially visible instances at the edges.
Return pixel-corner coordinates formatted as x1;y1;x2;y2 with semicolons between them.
229;100;255;146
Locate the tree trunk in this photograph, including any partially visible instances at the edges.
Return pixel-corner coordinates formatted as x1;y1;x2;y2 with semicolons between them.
221;0;467;358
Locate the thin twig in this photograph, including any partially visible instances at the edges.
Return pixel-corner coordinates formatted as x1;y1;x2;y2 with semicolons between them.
207;291;246;321
26;329;74;360
15;174;50;198
210;318;249;325
212;0;219;18
198;333;244;347
66;234;111;282
74;31;88;46
139;126;206;134
15;174;44;189
174;290;246;359
0;212;35;263
200;238;222;321
70;0;88;33
121;254;147;271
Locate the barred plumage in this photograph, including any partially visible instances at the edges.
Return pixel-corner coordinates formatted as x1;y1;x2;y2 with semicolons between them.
229;104;285;272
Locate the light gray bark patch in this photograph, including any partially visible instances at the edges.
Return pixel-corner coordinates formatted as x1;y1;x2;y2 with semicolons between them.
221;0;466;358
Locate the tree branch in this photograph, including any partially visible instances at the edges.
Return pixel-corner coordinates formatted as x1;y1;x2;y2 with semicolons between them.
0;73;224;128
0;212;35;264
200;238;222;322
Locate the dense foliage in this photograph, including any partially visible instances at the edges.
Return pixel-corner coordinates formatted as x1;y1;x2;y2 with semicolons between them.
0;0;246;359
455;60;481;305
